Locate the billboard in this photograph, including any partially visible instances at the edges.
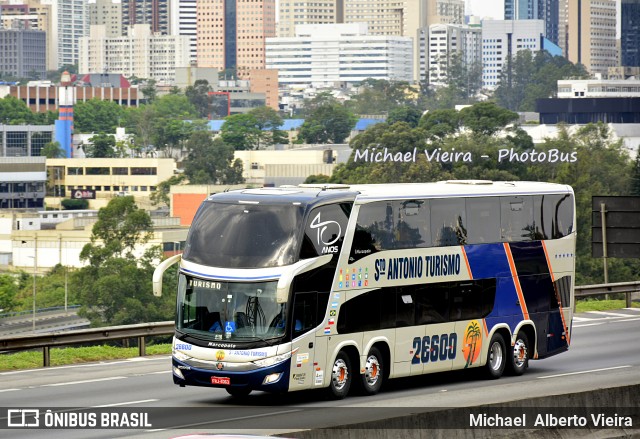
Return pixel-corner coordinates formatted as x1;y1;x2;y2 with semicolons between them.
592;196;640;258
71;189;96;200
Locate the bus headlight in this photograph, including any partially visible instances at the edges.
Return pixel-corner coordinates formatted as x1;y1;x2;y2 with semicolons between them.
173;350;191;362
252;351;292;368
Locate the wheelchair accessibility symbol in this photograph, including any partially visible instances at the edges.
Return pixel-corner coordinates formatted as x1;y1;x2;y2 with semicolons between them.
225;321;236;333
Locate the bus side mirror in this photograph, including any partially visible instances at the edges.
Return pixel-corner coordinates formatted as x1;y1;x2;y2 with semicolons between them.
275;254;332;303
153;254;182;297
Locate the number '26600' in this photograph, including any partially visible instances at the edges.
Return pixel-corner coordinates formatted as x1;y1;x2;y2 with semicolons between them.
411;333;457;364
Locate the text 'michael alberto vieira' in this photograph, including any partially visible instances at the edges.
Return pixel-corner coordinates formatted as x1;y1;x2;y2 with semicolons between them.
469;412;633;428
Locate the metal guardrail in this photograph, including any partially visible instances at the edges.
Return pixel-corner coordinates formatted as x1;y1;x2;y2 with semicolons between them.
0;282;638;368
574;281;640;308
0;321;174;367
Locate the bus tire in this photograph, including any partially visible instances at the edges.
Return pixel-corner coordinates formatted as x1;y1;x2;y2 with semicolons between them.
327;351;352;399
507;331;529;376
360;346;384;395
484;333;506;379
225;386;252;398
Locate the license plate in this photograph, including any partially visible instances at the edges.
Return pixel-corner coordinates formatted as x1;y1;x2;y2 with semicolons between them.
211;376;230;385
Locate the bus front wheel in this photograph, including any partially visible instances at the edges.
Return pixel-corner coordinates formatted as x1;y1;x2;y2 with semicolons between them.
327;351;352;399
360;347;384;395
484;333;506;379
507;331;529;376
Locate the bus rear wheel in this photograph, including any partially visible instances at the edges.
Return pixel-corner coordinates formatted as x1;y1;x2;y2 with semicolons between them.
360;347;384;395
484;333;506;379
327;351;352;399
507;332;529;376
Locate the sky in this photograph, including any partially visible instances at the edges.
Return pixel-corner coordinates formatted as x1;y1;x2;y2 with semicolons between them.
467;0;504;20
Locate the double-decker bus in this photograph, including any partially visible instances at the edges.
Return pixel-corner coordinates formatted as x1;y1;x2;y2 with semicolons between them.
153;181;575;399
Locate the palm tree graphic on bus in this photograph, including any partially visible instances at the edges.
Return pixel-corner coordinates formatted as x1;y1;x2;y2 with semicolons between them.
463;320;482;368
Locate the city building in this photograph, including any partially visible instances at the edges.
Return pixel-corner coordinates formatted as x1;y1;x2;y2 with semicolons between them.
566;0;617;76
425;23;481;86
89;0;122;38
0;82;139;113
169;0;197;64
277;0;339;38
621;0;640;68
536;79;640;124
122;0;169;35
196;0;276;77
505;1;561;49
40;0;90;68
79;24;190;85
0;157;46;209
0;124;54;158
0;0;56;70
481;19;555;89
0;27;46;78
46;157;177;208
266;23;413;88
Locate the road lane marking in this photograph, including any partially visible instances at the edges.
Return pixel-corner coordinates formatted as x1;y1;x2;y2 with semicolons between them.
586;311;636;318
0;388;20;393
623;308;640;311
93;399;158;407
617;318;640;323
573;323;604;328
538;365;632;379
145;409;302;433
42;376;127;387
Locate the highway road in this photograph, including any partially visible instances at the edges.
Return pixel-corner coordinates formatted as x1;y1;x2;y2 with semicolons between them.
1;309;639;438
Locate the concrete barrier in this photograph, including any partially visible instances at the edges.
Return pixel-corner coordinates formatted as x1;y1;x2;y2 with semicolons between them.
281;384;640;439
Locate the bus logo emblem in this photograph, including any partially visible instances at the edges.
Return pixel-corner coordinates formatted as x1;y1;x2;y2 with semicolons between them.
463;320;482;368
310;213;341;246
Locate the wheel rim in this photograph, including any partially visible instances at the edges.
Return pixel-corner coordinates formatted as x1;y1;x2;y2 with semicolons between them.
513;338;527;368
364;355;381;387
489;341;503;371
331;358;349;391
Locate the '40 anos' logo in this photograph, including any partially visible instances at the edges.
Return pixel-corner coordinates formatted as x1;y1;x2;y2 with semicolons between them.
310;212;341;254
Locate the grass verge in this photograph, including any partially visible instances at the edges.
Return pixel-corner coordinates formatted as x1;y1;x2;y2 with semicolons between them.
575;298;639;313
0;344;171;371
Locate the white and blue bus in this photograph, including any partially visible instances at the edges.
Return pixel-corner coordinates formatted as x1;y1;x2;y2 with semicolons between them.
153;181;575;399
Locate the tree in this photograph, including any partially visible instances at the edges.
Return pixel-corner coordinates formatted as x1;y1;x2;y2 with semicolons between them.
185;79;213;118
140;79;158;104
183;131;245;184
42;141;66;158
419;108;462;140
72;197;174;326
428;51;483;109
73;99;124;134
61;198;89;210
220;113;262;150
387;106;423;128
150;174;187;207
0;96;37;124
0;274;19;312
84;133;116;158
346;79;416;115
459;102;519;137
632;153;640;196
298;103;358;144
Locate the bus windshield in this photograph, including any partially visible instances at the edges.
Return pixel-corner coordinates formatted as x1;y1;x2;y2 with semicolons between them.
183;202;304;268
177;274;286;342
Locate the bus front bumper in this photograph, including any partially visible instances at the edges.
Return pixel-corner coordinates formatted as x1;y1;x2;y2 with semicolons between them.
172;356;291;393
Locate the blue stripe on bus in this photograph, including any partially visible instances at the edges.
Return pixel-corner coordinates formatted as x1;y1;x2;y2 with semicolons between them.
180;267;281;281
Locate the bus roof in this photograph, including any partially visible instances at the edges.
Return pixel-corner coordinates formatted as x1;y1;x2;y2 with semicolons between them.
207;181;572;205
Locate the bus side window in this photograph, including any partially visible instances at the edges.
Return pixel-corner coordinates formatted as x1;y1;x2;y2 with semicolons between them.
450;279;496;320
431;199;467;246
466;197;501;244
501;196;535;241
414;284;449;324
292;291;330;338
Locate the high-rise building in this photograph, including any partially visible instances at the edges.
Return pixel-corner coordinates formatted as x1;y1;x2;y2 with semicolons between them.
122;0;169;35
41;0;89;68
481;19;545;89
1;0;56;70
277;0;340;38
196;0;276;76
89;0;122;38
621;0;640;67
0;27;46;78
169;0;197;64
79;24;190;84
266;23;413;88
505;0;560;48
567;0;617;76
425;23;481;86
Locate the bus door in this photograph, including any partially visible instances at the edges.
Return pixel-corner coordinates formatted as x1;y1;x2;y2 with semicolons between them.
288;291;328;391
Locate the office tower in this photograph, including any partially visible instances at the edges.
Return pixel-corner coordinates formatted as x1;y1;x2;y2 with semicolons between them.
567;0;617;75
89;0;122;38
426;23;481;85
39;0;89;68
0;27;46;77
505;0;560;47
277;0;340;38
122;0;169;35
170;0;197;64
504;0;538;20
196;0;276;76
621;0;640;67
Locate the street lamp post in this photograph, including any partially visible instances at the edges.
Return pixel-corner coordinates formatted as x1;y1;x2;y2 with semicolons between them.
32;235;37;332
